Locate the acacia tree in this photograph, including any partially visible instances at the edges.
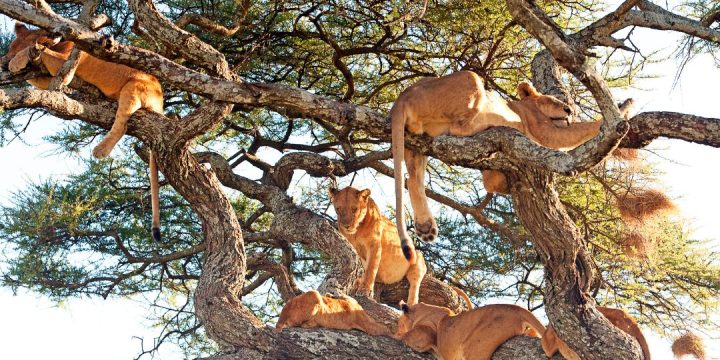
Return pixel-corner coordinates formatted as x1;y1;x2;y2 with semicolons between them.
0;0;719;359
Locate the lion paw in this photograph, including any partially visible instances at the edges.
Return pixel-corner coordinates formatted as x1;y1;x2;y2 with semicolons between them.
92;143;113;159
99;35;116;51
415;219;438;242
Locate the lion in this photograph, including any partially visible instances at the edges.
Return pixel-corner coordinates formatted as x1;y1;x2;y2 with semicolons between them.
4;23;164;241
391;70;602;259
541;306;651;360
275;290;391;336
329;186;427;305
396;302;546;360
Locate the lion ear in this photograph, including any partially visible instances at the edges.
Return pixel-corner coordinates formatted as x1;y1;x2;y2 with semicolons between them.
328;186;340;199
14;22;29;35
400;300;410;313
517;82;539;99
359;189;371;199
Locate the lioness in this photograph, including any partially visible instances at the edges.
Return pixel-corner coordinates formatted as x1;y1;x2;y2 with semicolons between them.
275;290;390;336
396;302;546;360
541;306;651;360
4;23;164;241
391;71;602;258
329;186;427;305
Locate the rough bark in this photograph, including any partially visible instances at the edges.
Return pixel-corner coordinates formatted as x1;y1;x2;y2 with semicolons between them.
508;166;642;359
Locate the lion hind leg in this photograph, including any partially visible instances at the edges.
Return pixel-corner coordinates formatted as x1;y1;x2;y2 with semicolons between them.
482;170;510;194
355;313;391;336
92;81;142;159
405;149;438;242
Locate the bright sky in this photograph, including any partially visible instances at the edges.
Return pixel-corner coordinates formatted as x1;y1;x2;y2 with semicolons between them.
0;7;719;360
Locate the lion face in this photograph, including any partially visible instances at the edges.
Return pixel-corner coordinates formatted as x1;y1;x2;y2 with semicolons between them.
2;23;66;71
396;302;452;336
516;82;574;127
329;186;371;234
396;302;415;336
6;23;61;59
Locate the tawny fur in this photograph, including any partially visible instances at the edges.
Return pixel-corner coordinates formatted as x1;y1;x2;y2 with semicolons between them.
396;302;545;360
617;189;676;222
275;290;390;336
612;147;639;160
391;71;601;258
541;306;651;360
672;332;706;360
4;23;164;241
329;186;427;305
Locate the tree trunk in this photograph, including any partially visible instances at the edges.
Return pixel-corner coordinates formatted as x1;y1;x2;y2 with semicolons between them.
508;166;642;359
153;144;273;350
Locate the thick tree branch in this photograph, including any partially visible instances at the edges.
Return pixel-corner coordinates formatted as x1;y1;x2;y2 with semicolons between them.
175;0;250;36
622;111;720;148
127;0;233;79
246;253;301;302
47;0;108;91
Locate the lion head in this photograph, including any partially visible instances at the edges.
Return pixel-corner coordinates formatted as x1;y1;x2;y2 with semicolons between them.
329;186;371;234
515;81;574;128
396;301;454;337
2;23;71;71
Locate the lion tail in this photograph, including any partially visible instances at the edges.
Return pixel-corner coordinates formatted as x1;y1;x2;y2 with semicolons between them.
521;311;546;338
451;286;474;310
149;151;161;242
391;102;415;262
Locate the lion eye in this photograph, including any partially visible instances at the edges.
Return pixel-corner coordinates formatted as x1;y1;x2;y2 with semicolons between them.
351;207;357;212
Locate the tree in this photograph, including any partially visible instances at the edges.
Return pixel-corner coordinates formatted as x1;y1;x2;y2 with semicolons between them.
0;0;718;359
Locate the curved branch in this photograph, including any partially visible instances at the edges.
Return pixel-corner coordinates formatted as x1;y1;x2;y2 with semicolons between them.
127;0;233;78
175;0;250;36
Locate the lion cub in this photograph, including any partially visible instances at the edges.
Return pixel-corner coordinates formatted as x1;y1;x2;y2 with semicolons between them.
396;302;545;360
4;23;164;241
275;290;390;336
542;306;651;360
329;186;427;305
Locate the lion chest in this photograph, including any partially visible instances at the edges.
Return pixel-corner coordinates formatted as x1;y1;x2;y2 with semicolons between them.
344;224;411;284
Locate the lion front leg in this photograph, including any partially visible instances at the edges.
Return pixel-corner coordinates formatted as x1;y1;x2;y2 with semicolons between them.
357;245;382;298
404;149;438;242
405;251;427;305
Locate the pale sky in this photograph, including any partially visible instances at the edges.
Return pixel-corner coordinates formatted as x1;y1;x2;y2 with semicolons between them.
0;7;719;360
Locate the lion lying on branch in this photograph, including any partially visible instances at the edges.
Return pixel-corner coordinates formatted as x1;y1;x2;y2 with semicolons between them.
275;290;390;336
391;71;602;258
3;23;164;241
395;301;545;360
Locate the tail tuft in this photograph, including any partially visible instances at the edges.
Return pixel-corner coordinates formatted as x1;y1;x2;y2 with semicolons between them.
152;227;161;242
401;241;415;262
